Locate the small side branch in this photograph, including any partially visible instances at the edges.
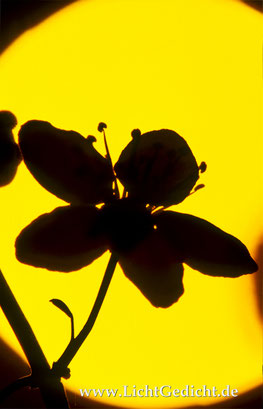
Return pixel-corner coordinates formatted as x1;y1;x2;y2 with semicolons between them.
0;269;69;408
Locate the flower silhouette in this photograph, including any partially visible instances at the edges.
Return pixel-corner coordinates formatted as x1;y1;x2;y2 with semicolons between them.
15;121;258;308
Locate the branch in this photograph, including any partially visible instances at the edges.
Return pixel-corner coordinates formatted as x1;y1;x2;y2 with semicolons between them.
0;269;69;408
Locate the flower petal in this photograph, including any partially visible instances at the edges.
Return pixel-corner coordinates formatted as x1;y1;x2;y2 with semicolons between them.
115;129;199;206
0;111;22;186
18;120;114;204
118;229;184;308
15;206;108;272
155;211;258;277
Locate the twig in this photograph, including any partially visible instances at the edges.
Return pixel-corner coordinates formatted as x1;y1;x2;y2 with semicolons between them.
0;269;69;408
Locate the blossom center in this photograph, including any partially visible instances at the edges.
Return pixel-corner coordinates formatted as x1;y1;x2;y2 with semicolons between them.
100;199;154;253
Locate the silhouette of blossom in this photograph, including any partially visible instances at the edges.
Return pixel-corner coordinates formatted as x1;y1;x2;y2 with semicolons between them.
0;111;22;186
15;121;258;308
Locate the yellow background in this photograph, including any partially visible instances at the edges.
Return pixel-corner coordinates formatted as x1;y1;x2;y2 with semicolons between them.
0;0;262;407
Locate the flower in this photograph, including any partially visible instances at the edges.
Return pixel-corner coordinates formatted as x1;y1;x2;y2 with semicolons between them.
15;120;258;308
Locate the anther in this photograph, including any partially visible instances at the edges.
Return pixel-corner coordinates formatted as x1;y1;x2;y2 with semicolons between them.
131;129;141;139
86;135;97;143
98;122;107;133
199;161;207;173
194;184;205;192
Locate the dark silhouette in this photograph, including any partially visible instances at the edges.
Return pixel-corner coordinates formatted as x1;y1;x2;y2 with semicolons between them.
0;118;259;408
0;1;261;407
241;0;262;12
0;111;21;186
0;338;262;408
18;121;114;205
0;0;261;55
0;271;69;408
15;121;258;308
115;129;200;207
254;239;263;320
0;118;259;409
0;0;77;54
0;338;118;409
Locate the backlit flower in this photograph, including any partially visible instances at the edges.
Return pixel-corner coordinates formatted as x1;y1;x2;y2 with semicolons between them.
15;121;258;308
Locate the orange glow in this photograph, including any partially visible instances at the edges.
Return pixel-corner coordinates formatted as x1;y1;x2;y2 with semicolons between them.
0;0;262;408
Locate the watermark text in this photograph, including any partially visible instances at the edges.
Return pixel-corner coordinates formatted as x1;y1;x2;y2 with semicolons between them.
79;384;238;399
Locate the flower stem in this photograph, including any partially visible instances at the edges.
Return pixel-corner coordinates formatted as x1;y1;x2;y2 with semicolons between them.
0;269;69;408
52;252;118;376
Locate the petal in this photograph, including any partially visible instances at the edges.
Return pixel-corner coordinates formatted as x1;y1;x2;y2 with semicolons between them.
15;206;108;272
118;229;184;308
155;211;258;277
115;129;199;206
0;111;22;187
18;120;114;204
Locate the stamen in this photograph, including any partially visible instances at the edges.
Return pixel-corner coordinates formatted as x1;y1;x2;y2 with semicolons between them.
98;122;120;199
188;184;205;197
151;205;166;215
119;128;142;200
194;183;205;191
131;128;141;139
199;161;207;173
98;122;111;161
97;122;107;133
129;128;141;157
86;135;97;143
